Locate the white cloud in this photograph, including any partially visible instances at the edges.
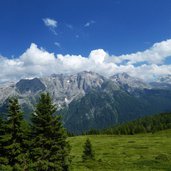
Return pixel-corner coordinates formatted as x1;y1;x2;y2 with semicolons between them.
110;39;171;65
1;39;171;83
66;24;73;30
43;18;57;28
84;20;95;27
43;18;58;35
54;42;61;48
89;49;108;64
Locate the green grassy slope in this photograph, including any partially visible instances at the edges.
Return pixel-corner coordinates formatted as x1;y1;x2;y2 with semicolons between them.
69;130;171;171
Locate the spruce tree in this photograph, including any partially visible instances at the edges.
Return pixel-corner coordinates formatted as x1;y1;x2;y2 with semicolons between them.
82;138;94;161
30;93;70;171
0;98;28;171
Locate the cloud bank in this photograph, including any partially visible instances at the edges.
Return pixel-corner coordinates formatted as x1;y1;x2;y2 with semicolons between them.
1;39;171;83
110;39;171;65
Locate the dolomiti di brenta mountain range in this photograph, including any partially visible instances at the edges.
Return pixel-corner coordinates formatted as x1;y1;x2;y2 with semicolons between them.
1;71;171;134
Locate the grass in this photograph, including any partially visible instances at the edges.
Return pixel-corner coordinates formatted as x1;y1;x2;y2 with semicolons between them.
68;129;171;171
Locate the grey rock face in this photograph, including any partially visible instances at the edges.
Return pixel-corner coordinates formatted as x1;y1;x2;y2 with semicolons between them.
0;82;16;105
1;71;171;133
150;75;171;90
110;73;150;92
40;71;106;107
16;78;46;94
0;71;163;110
0;71;107;110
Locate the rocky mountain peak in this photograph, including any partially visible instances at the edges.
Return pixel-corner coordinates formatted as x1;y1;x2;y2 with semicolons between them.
110;72;130;80
110;73;150;90
1;71;171;133
150;75;171;90
158;75;171;83
16;78;46;94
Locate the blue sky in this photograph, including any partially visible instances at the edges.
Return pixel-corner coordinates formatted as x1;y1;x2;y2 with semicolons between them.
0;0;171;57
0;0;171;82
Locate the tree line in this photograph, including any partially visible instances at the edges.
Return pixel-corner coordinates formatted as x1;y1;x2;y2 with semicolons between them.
86;113;171;135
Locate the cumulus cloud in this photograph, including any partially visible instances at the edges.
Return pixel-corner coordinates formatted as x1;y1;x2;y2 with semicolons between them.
1;39;171;83
43;18;58;35
84;20;95;27
89;49;107;64
110;39;171;65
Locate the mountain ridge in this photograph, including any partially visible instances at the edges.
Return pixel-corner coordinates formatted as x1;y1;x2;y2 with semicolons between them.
1;71;171;133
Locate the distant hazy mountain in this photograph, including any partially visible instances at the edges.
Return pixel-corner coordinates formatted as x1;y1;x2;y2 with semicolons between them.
150;75;171;90
110;73;150;91
1;71;171;133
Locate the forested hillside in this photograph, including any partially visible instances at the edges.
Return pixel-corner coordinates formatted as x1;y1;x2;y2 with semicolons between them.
101;113;171;135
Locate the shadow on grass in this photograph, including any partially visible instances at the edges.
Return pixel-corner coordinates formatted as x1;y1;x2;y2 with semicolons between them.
134;157;171;171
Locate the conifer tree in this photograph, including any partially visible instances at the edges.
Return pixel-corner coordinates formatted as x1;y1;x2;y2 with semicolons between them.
0;116;4;137
30;93;70;171
0;98;28;171
82;138;94;161
0;116;5;165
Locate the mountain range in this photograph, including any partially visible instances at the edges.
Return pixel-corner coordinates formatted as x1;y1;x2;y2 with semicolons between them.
1;71;171;134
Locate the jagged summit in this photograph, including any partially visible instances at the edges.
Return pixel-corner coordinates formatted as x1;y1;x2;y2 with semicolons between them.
150;74;171;89
157;75;171;83
16;78;46;94
0;71;148;109
0;71;161;107
110;72;150;90
112;72;130;79
1;71;171;133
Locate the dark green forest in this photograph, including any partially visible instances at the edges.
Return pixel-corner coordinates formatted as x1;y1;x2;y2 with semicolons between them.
86;113;171;135
0;93;70;171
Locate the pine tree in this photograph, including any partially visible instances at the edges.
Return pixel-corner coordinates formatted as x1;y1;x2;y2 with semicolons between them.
0;98;28;171
82;138;94;161
0;116;6;166
0;116;4;138
30;93;70;171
